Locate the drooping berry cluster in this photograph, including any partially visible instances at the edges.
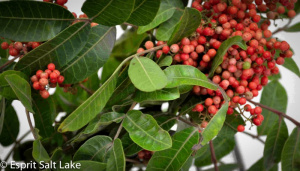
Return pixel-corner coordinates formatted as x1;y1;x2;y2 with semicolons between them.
1;41;41;58
31;63;64;99
137;0;296;132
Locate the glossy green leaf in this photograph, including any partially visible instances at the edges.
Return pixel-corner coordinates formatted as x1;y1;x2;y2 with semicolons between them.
74;135;113;162
0;1;74;42
123;110;172;151
146;127;199;171
32;95;56;138
0;39;10;58
208;36;247;77
164;0;184;9
122;133;143;156
286;22;300;32
0;70;28;100
14;22;90;76
32;140;50;162
82;0;135;26
72;161;106;171
128;57;167;92
133;88;180;102
264;119;288;170
282;58;300;77
281;127;300;171
156;10;183;41
107;138;125;171
58;71;118;132
164;65;218;90
5;74;34;113
61;25;116;84
0;102;19;146
158;56;173;67
168;8;201;45
126;0;161;26
194;137;235;166
257;81;287;135
137;2;176;34
201;103;229;145
249;158;278;171
181;157;193;171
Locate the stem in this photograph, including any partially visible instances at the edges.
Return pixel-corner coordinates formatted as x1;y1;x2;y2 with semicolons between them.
272;19;292;35
209;140;219;171
247;100;300;127
0;56;20;71
78;83;94;95
4;130;31;161
126;158;142;165
177;117;199;128
25;109;37;140
114;102;137;140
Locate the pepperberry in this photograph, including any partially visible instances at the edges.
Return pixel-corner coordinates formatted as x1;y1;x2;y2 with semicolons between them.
237;125;245;132
40;90;50;99
145;41;154;50
47;63;55;71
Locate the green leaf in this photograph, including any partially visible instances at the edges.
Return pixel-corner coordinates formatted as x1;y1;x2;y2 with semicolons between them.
158;56;173;67
257;81;287;135
58;70;118;132
137;2;176;34
82;0;135;26
218;112;244;138
72;161;106;171
164;65;218;90
123;110;172;151
133;88;180;102
281;127;300;171
282;58;300;77
0;102;19;146
146;127;199;171
126;0;161;26
286;22;300;32
0;98;5;135
168;8;201;45
32;95;56;138
99;112;125;126
156;115;177;131
194;137;235;166
164;0;184;9
128;57;167;92
249;158;278;171
263;119;288;170
0;70;28;100
107;139;126;171
32;140;50;162
0;39;10;58
122;133;143;156
61;25;116;84
0;1;74;42
156;10;183;41
201;103;229;145
5;74;34;113
74;135;113;162
14;22;91;76
208;36;247;77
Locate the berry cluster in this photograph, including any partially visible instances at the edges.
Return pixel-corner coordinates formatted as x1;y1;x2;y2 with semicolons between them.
137;0;296;132
1;41;40;58
43;0;68;8
30;63;64;99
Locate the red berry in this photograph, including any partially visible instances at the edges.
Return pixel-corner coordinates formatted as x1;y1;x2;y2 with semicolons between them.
45;69;52;75
170;44;179;53
205;98;213;106
32;81;41;90
47;63;55;71
181;37;190;45
40;90;50;99
39;78;49;86
254;107;262;114
237;125;245;132
162;46;170;54
137;48;144;54
208;105;217;115
57;75;64;84
31;75;38;82
201;121;208;128
40;72;48;79
50;72;58;79
53;70;60;76
287;10;296;18
9;48;19;56
145;41;154;50
36;70;43;78
238;97;247;105
32;42;40;49
50;78;57;84
252;118;261;126
156;50;163;58
1;42;9;49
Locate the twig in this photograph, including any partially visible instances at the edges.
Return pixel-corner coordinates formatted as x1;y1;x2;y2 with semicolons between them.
272;19;293;35
177;117;199;128
78;83;94;95
247;100;300;127
0;56;20;71
25;109;37;140
209;140;219;171
113;102;137;140
126;158;142;165
4;130;31;161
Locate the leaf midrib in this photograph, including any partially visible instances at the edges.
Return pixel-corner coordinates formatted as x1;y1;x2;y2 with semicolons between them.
134;57;156;89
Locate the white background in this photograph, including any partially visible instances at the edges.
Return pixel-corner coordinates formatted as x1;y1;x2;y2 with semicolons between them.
0;0;300;170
